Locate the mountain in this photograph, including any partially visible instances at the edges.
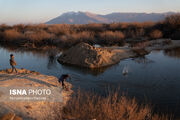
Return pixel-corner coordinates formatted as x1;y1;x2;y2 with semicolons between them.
46;12;108;24
46;11;176;24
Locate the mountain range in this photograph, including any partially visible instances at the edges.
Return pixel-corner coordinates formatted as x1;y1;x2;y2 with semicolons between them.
46;11;176;24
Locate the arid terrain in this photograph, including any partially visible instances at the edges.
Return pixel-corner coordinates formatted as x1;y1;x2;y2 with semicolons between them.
0;69;72;120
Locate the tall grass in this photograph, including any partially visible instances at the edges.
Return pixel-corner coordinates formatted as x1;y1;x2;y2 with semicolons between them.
60;90;170;120
149;30;163;39
99;31;125;45
25;30;53;42
3;29;25;44
57;31;94;47
47;24;73;36
0;14;179;49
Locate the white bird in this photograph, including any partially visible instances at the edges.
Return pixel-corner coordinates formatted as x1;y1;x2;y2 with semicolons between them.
122;66;129;75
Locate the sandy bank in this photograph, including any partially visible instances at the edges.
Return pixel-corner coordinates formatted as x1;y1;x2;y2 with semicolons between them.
0;68;72;120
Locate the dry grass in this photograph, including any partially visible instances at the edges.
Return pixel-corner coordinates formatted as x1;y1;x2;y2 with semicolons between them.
61;90;170;120
3;29;24;43
24;24;47;31
25;30;53;42
149;30;163;39
0;14;180;49
47;24;72;36
82;23;105;32
58;31;94;47
164;14;180;27
99;31;125;45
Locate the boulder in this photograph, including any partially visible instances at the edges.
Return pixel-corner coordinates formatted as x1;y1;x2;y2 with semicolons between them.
58;43;120;68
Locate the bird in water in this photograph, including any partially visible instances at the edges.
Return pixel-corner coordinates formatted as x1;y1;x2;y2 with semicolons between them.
122;66;129;76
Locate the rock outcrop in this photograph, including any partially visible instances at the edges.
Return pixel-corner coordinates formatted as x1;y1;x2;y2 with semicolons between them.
58;40;180;68
58;43;136;68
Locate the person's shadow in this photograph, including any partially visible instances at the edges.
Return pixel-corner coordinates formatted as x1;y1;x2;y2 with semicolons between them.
0;73;57;87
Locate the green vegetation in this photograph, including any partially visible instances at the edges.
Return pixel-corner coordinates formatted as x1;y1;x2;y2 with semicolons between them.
0;14;179;49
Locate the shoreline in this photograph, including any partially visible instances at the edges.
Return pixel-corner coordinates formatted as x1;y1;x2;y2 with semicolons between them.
1;39;180;69
0;68;73;120
58;39;180;68
0;47;177;119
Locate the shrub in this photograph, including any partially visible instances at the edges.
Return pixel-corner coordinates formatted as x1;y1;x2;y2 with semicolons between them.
13;24;25;32
109;23;122;30
0;14;179;49
171;30;180;40
82;23;105;32
149;30;163;39
26;30;51;41
164;14;180;28
0;24;11;31
124;28;145;39
58;31;94;47
61;90;170;120
47;24;72;36
4;29;24;42
24;24;47;32
99;31;125;46
25;30;54;46
0;31;4;40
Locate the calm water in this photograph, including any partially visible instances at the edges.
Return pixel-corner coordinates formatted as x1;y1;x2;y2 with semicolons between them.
0;46;180;117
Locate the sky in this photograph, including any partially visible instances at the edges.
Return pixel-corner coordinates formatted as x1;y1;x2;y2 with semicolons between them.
0;0;180;25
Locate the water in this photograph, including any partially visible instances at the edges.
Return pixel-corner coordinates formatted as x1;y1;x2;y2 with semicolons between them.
0;46;180;117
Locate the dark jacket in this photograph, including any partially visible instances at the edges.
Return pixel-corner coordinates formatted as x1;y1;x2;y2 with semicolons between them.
10;57;16;66
58;74;69;83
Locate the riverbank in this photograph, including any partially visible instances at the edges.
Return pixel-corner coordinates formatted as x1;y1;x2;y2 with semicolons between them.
62;90;170;120
0;41;180;119
0;68;170;120
0;68;72;120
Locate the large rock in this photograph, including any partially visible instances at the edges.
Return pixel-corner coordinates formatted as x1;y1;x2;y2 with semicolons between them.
58;43;121;68
59;40;180;68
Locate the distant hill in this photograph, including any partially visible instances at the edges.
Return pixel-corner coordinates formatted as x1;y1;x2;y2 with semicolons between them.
46;11;176;24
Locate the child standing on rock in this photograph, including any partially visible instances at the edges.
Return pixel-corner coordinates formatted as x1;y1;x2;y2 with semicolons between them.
10;54;17;73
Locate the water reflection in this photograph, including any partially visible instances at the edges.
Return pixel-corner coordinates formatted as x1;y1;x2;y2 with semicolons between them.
132;56;154;64
164;47;180;58
47;50;59;69
0;45;62;70
0;45;114;75
61;64;114;76
0;44;49;58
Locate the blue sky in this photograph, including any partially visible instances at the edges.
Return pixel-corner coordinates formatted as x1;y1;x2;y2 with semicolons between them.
0;0;180;25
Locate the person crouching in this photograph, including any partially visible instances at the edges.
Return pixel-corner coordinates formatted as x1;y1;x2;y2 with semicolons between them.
58;74;71;89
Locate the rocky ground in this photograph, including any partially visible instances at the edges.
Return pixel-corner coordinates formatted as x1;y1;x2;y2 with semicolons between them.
0;68;72;120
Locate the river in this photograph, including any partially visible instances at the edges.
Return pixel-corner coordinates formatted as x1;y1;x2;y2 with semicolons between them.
0;46;180;118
